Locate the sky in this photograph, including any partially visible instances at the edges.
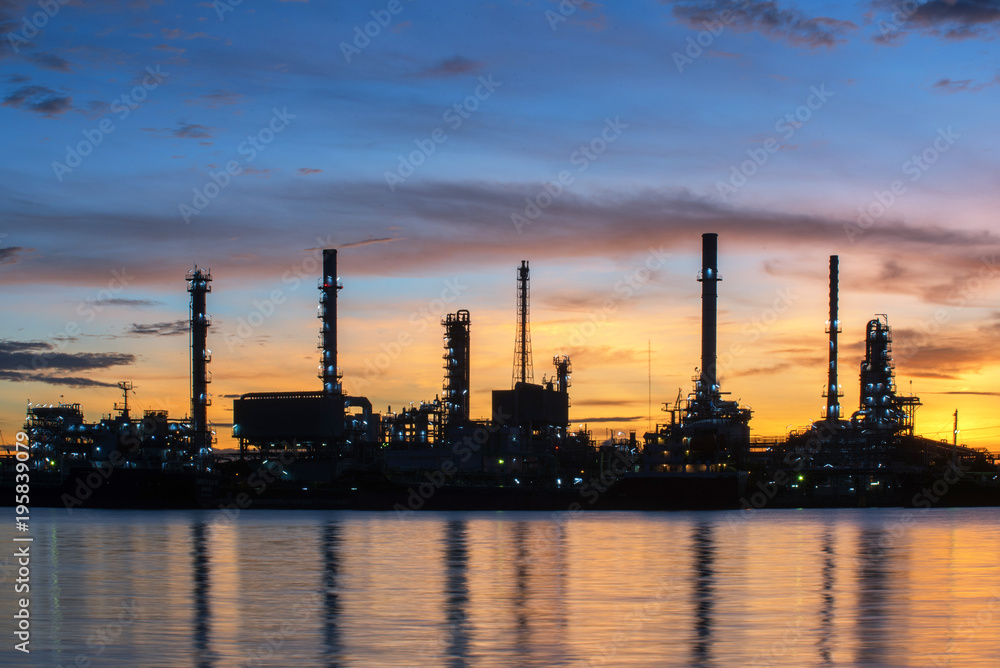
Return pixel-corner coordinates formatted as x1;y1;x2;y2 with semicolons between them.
1;0;999;452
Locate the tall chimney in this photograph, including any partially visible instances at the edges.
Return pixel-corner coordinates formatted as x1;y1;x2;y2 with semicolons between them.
698;233;719;400
187;267;212;458
826;255;841;422
319;249;341;395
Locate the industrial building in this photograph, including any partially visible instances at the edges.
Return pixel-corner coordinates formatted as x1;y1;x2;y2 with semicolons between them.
744;254;993;505
641;233;753;474
8;232;998;509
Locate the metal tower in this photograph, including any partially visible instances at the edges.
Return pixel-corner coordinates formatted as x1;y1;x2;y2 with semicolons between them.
443;310;471;425
114;380;133;422
319;249;342;396
512;260;533;387
824;255;843;423
857;315;899;429
696;233;720;405
187;267;212;457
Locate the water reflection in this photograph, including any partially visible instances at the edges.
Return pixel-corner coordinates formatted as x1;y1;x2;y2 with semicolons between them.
321;520;343;667
18;508;1000;667
691;521;715;668
512;520;531;659
192;521;213;668
514;519;570;666
817;527;835;666
855;526;891;666
443;518;470;667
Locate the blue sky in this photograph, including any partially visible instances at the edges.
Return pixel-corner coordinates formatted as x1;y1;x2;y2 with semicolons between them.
2;0;999;447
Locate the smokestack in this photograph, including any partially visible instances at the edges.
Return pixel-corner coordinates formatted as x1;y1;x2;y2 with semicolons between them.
698;233;719;400
187;267;212;457
320;249;341;395
826;255;840;422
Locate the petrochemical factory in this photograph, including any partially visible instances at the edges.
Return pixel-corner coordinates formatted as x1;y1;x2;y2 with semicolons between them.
6;234;998;510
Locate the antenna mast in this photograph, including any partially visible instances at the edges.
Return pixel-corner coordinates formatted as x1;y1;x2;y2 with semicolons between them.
512;260;533;386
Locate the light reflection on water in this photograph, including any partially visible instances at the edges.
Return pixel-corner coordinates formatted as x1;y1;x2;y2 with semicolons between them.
5;508;1000;667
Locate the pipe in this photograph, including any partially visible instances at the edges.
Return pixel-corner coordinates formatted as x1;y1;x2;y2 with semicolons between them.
698;233;719;400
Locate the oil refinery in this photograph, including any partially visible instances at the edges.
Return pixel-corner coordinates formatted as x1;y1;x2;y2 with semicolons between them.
3;234;998;510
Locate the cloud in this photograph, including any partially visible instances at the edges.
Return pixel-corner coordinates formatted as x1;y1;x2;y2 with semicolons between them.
669;0;857;48
1;85;72;117
0;246;33;264
189;90;243;108
298;180;999;283
731;362;794;377
173;122;214;138
414;56;483;78
880;0;1000;41
879;259;905;280
0;341;135;386
92;298;162;308
891;328;1000;380
565;346;643;365
27;52;72;72
0;370;119;388
573;398;640;407
573;415;646;423
161;28;215;40
338;237;402;249
2;177;998;310
297;168;322;175
126;320;188;336
932;75;1000;93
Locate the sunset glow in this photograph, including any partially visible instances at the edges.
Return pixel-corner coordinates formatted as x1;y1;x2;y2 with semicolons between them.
1;0;998;452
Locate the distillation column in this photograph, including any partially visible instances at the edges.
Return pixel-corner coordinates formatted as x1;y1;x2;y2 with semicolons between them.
443;310;471;425
553;355;571;396
187;267;212;458
825;255;842;423
319;249;342;396
697;233;720;404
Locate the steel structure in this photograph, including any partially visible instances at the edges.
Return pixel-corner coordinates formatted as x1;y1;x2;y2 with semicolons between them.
319;249;342;396
643;233;751;472
695;233;720;408
823;255;843;423
553;355;571;397
512;260;533;387
854;316;902;430
187;267;212;457
443;310;471;426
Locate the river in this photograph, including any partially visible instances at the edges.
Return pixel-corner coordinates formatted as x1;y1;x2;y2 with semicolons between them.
3;507;998;666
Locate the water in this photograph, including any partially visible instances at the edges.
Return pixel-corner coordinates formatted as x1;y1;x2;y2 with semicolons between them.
4;507;999;667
